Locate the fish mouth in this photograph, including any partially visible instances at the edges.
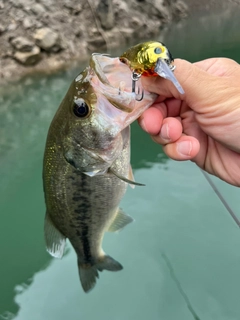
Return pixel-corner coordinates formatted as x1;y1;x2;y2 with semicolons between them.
89;54;157;130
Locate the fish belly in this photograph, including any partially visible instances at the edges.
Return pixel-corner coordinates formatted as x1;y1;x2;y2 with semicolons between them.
45;160;127;255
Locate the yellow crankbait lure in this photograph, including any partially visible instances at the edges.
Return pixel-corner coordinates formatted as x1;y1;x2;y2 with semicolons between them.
120;41;184;97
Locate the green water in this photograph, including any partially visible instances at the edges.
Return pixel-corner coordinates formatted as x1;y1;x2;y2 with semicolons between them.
1;10;240;320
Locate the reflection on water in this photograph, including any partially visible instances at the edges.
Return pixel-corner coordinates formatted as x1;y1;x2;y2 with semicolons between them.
1;8;240;320
5;160;240;320
0;68;82;193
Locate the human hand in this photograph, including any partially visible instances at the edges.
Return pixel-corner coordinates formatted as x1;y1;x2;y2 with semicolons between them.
138;58;240;186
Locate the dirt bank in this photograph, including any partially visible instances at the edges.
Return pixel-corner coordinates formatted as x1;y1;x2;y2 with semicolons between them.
0;0;189;86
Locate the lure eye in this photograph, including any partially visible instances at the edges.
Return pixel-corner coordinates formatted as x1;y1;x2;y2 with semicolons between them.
73;99;90;118
154;47;162;54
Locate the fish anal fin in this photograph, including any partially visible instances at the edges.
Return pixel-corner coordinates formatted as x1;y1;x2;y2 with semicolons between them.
108;208;134;232
44;212;66;259
97;255;123;271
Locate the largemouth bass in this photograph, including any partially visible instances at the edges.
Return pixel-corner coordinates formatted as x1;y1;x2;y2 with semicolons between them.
43;53;156;292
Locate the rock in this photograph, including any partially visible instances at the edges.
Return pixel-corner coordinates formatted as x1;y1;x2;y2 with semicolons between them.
15;10;25;22
10;36;35;52
113;0;129;18
31;3;46;15
172;0;188;20
10;0;24;8
96;0;114;30
13;46;41;65
34;27;61;52
129;16;144;29
52;12;68;23
0;23;5;35
35;21;44;29
23;17;35;29
152;0;171;21
63;1;82;15
87;37;107;52
74;28;83;38
40;0;54;7
7;23;17;31
88;27;101;38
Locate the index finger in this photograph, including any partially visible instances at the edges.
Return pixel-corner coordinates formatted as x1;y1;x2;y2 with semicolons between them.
138;99;182;135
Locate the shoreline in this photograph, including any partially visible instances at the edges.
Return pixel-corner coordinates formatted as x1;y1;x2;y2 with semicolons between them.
0;0;237;89
0;0;188;87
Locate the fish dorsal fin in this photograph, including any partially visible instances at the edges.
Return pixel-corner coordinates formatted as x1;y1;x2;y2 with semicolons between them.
128;165;135;189
44;212;66;259
108;208;134;232
109;168;145;186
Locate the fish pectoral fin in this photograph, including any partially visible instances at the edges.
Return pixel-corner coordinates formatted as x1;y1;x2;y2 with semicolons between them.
108;208;134;232
109;168;145;186
128;165;135;189
44;212;66;259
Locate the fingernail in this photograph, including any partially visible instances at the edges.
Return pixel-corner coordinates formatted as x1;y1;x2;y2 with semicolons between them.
177;141;192;156
160;123;169;140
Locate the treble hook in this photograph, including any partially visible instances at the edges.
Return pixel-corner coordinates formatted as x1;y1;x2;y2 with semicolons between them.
131;71;144;101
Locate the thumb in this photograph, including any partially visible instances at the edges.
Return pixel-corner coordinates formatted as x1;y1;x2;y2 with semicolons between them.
142;58;231;113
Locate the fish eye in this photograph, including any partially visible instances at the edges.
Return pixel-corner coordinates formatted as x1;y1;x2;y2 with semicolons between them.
154;47;162;54
73;99;90;118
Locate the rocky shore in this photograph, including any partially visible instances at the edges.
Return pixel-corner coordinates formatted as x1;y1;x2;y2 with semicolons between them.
0;0;188;86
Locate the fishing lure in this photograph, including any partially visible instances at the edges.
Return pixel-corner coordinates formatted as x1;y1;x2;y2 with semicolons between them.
120;41;184;100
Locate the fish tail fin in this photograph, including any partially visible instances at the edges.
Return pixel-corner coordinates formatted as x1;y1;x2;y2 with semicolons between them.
78;263;99;293
96;255;123;272
78;255;123;293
